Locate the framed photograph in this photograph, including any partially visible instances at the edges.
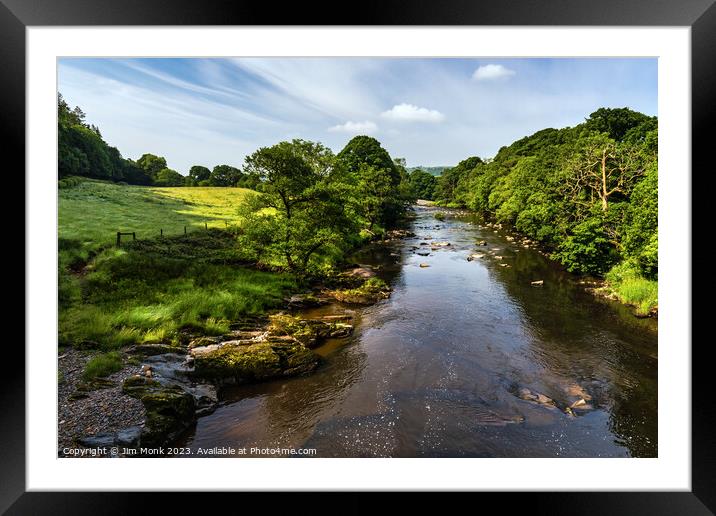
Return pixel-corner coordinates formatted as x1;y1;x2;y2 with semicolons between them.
7;0;713;512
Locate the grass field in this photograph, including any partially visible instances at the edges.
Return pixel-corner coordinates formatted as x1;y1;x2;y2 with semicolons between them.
58;179;297;351
59;179;254;248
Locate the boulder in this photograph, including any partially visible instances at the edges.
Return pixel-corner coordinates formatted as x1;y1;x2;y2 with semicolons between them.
122;376;196;448
419;263;430;268
327;277;391;306
191;340;320;383
467;253;484;261
531;280;544;286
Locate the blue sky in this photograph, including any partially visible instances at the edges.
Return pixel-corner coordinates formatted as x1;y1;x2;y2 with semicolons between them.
58;58;657;173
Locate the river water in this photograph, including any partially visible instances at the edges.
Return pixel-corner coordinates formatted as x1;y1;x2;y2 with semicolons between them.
181;205;658;457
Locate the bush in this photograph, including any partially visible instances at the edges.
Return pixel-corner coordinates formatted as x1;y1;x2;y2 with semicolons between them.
553;216;618;275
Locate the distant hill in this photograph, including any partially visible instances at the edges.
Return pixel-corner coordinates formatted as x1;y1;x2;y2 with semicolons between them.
407;166;451;176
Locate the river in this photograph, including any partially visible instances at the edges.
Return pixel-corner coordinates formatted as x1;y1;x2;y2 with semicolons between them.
180;205;658;457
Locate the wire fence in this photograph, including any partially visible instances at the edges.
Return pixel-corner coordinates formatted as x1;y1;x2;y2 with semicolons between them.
115;220;238;246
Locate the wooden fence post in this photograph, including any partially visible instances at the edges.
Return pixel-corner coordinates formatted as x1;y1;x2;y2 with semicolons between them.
116;232;121;247
132;232;136;241
205;222;208;230
160;228;163;237
184;226;187;235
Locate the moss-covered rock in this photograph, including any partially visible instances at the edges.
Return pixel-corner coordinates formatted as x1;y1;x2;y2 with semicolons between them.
267;314;354;348
328;277;391;305
122;376;196;448
191;341;320;382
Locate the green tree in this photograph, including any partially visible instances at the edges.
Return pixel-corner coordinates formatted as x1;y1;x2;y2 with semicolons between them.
189;165;211;183
337;136;409;226
240;139;355;271
137;154;168;181
209;164;243;186
408;169;438;200
154;168;185;187
584;107;652;142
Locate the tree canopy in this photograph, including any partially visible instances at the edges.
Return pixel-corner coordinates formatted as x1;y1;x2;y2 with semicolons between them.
434;107;657;278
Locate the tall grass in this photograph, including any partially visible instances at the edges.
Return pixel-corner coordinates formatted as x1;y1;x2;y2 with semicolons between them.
82;351;123;380
605;262;658;316
59;232;297;350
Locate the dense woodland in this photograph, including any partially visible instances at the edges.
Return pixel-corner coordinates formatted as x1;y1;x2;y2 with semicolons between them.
409;108;658;285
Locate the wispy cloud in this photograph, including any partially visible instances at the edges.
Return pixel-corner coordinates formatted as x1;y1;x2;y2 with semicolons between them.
380;103;445;123
328;120;378;134
58;58;657;171
472;64;516;81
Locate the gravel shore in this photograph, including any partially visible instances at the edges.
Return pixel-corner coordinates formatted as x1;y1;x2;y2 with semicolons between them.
58;349;146;455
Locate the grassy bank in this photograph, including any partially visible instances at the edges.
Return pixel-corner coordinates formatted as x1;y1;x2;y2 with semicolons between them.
59;178;253;247
59;179;297;351
603;263;658;316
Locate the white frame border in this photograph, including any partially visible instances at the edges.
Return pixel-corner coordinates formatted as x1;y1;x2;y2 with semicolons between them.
27;26;690;491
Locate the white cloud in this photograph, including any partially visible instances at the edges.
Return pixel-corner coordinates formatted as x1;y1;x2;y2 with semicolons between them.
472;64;516;81
328;120;378;134
380;103;445;123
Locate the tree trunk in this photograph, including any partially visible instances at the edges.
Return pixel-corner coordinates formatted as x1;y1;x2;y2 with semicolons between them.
601;150;608;212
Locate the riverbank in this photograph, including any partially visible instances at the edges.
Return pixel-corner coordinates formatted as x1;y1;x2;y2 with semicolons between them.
58;227;408;455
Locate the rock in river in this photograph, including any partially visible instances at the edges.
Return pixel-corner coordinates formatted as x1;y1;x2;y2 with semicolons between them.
122;376;196;448
190;340;320;384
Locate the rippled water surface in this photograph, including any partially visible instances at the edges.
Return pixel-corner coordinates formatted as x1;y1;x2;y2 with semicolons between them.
181;206;657;457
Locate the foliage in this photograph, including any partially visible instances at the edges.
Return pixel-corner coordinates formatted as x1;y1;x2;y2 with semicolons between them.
240;139;358;271
337;136;413;226
209;164;243;187
154;168;185;186
434;107;657;280
408;169;438;200
189;165;211;183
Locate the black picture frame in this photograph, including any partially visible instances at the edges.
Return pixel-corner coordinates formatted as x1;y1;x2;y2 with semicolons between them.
5;0;713;513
